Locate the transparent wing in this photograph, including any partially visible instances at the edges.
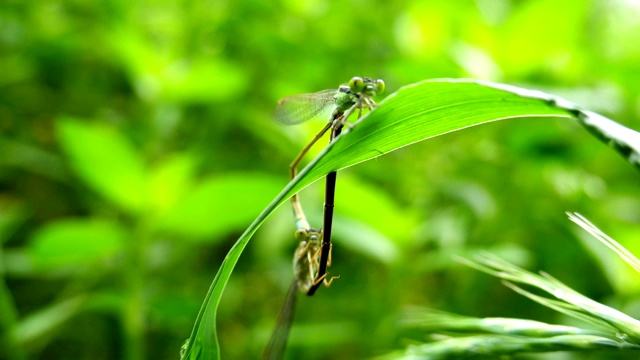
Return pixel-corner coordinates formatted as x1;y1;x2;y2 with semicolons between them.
263;281;298;360
273;89;337;125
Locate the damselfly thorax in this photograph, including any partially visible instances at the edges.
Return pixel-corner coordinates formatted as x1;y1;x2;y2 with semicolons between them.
293;228;336;293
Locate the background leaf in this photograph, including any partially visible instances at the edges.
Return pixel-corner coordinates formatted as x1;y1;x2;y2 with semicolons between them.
158;173;283;240
28;219;127;270
56;118;148;214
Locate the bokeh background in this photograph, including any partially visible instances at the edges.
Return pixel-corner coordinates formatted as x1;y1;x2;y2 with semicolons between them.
2;0;640;359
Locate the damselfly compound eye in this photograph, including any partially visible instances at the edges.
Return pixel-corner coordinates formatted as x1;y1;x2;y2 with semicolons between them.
349;76;365;93
375;79;385;95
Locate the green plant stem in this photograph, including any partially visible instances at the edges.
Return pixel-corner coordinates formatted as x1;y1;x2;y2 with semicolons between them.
122;219;150;360
0;266;26;360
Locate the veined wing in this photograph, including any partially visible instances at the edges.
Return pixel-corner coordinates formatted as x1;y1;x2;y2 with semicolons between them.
273;89;337;125
263;281;298;360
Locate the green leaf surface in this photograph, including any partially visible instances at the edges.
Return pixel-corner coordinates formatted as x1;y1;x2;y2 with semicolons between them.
181;79;576;359
56;118;148;214
28;219;127;270
109;28;247;103
157;173;283;240
283;79;573;202
148;154;197;215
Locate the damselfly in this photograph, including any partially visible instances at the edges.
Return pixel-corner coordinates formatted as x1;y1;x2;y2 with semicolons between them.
263;77;384;359
274;77;384;294
263;227;329;360
274;77;385;236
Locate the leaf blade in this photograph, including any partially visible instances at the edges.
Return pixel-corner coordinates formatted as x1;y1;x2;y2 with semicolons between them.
182;79;579;359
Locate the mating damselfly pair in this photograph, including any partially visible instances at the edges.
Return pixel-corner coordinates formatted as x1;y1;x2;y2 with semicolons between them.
263;77;385;359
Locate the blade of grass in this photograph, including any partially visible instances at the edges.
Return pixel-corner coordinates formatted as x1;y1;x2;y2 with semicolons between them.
180;79;587;359
460;253;640;342
404;211;640;359
567;212;640;272
401;308;611;338
379;334;640;360
501;281;619;333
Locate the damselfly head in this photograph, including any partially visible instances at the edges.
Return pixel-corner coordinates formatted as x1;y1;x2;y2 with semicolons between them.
346;77;385;97
363;78;385;97
374;79;385;95
348;76;365;93
294;228;322;242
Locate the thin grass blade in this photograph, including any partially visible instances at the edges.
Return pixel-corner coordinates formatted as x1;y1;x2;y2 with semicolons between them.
567;212;640;272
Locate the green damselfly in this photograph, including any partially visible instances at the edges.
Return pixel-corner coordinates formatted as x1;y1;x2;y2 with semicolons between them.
263;77;384;359
275;77;384;293
274;76;385;243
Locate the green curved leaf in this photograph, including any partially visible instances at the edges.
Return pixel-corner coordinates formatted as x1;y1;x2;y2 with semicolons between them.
289;79;572;199
181;79;576;360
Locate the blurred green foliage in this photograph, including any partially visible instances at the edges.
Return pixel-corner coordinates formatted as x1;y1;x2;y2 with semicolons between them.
1;0;640;359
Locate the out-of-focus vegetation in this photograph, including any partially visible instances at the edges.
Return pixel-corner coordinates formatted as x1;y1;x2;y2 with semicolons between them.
1;0;640;359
